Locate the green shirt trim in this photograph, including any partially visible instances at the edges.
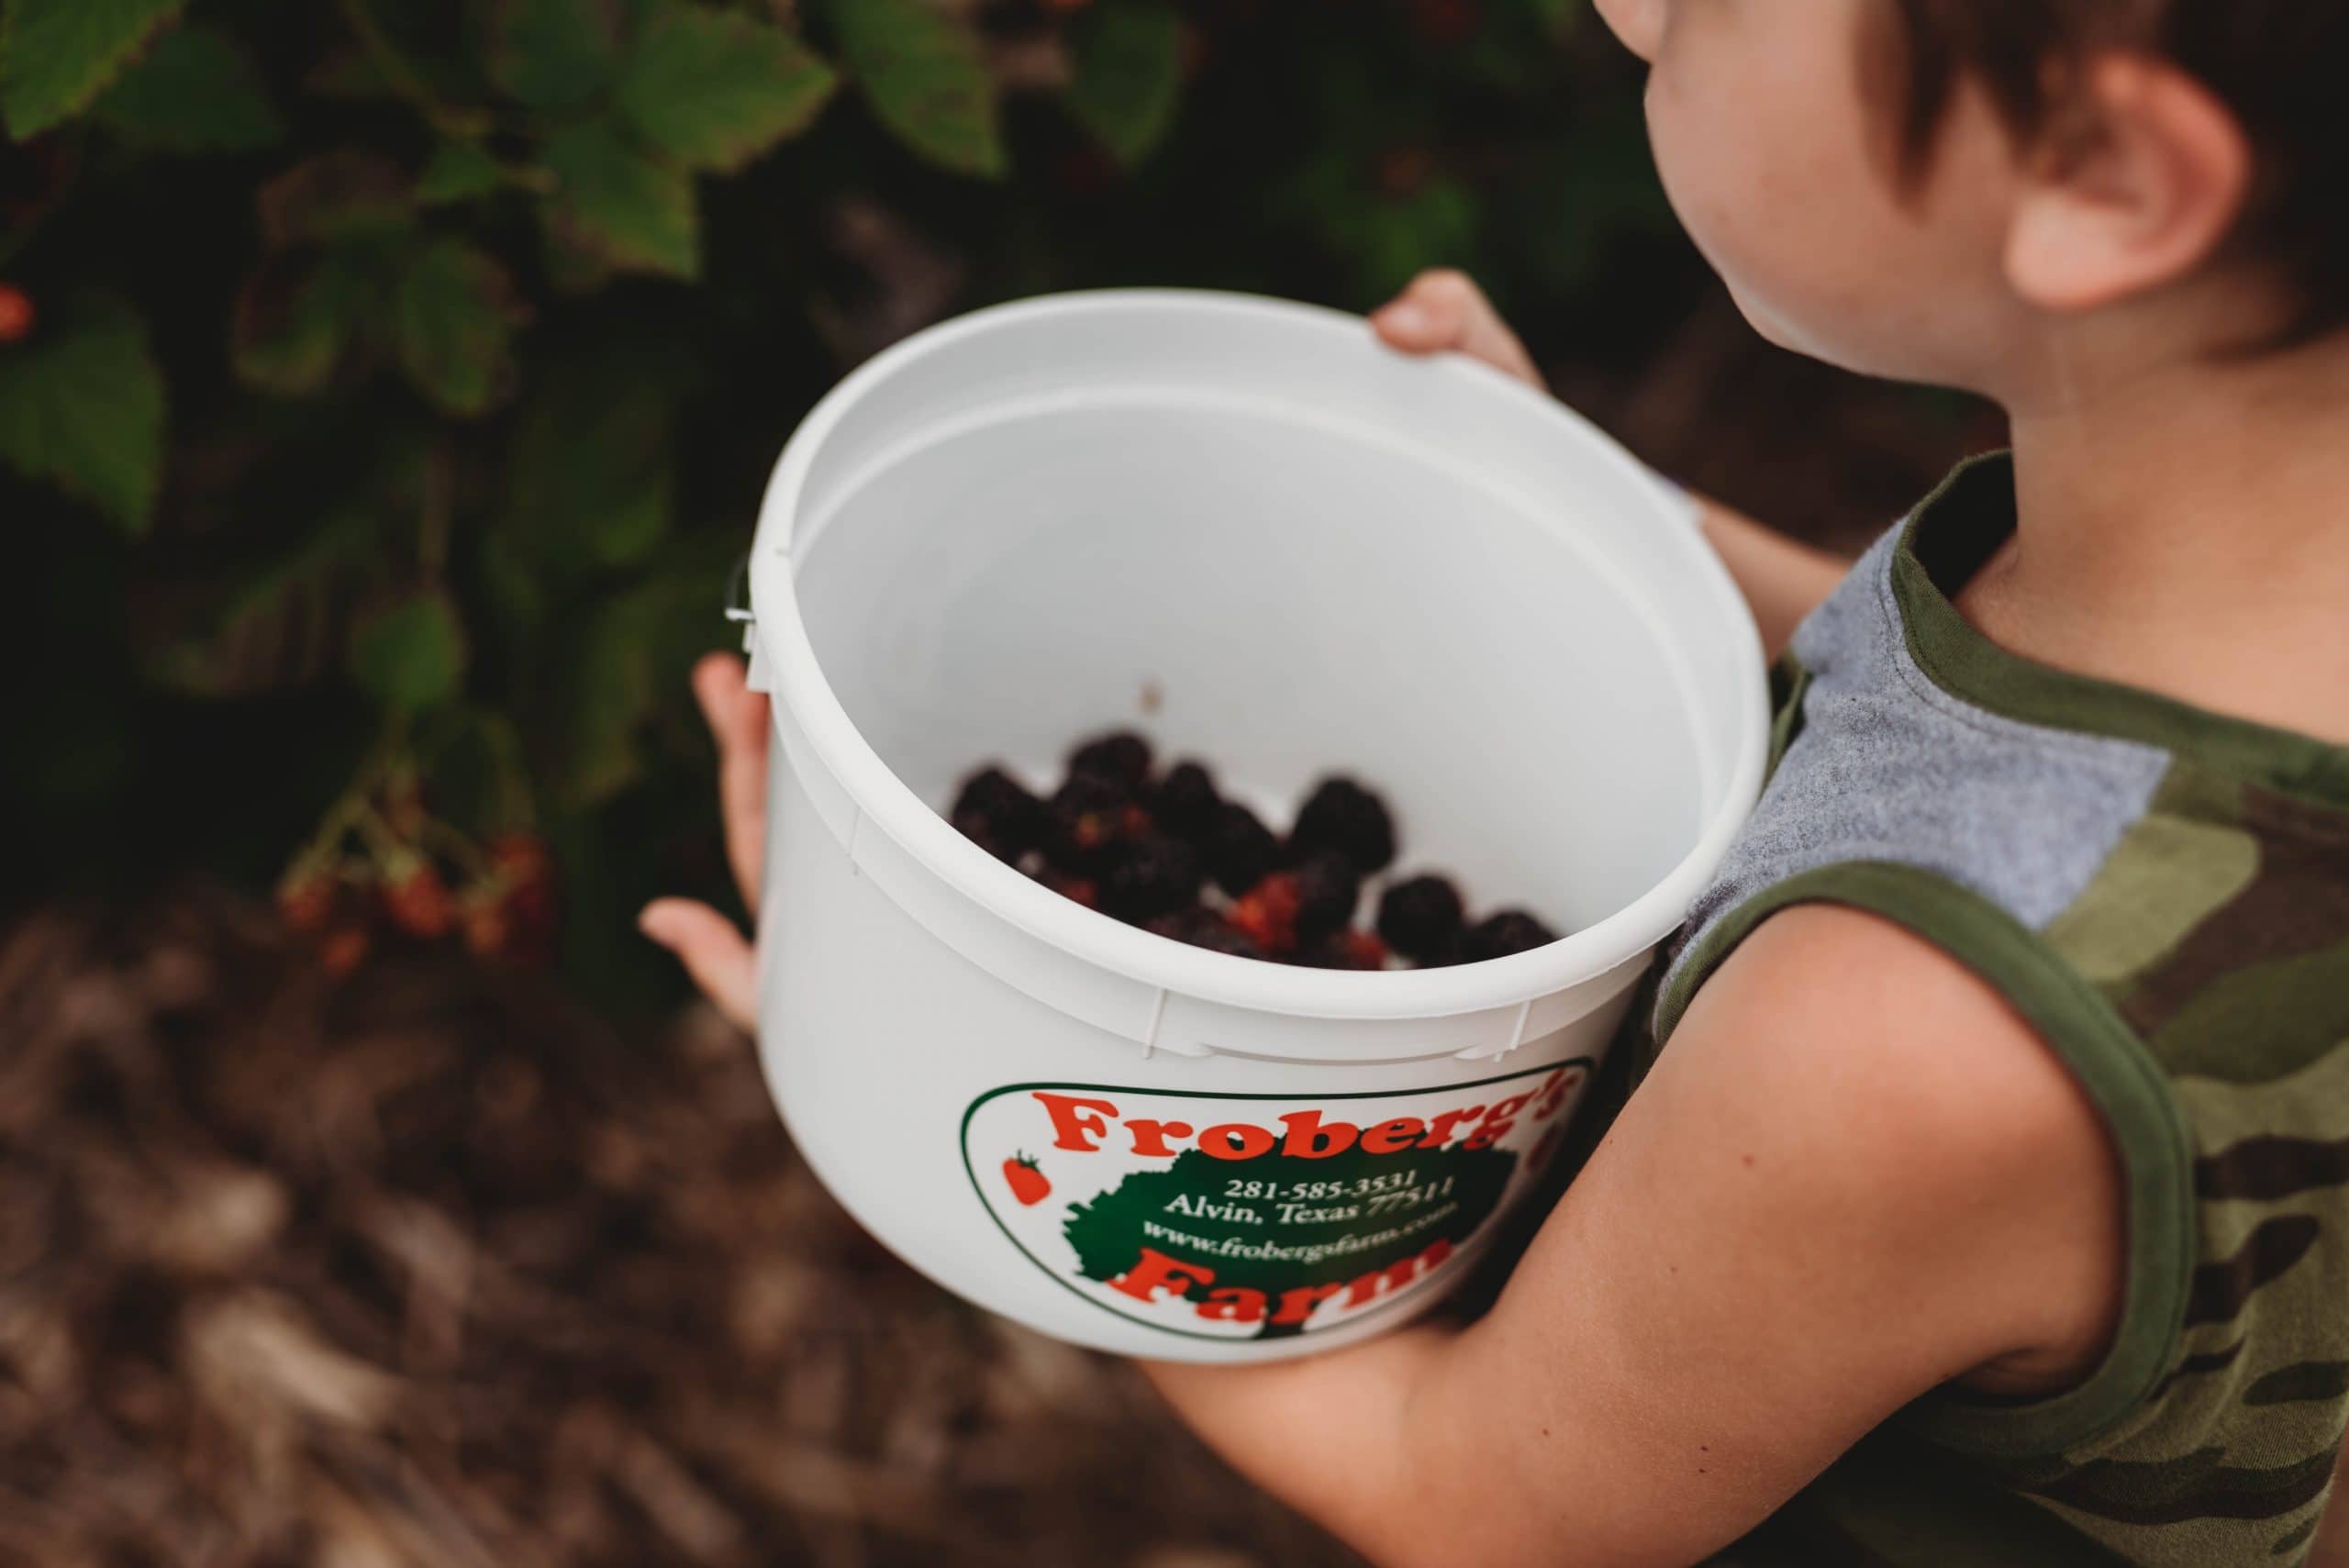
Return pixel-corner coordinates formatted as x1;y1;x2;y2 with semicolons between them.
1891;455;2349;807
1654;861;2197;1459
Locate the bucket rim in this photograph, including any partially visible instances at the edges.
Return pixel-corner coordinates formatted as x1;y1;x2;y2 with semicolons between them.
750;287;1769;1023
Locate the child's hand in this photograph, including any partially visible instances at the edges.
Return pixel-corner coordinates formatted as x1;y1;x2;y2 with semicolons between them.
1370;269;1547;391
639;652;769;1032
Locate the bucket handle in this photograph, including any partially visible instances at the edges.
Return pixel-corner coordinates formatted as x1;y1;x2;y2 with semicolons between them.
724;552;756;628
726;552;773;693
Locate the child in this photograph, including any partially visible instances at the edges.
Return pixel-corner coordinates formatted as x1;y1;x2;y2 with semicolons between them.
642;2;2349;1562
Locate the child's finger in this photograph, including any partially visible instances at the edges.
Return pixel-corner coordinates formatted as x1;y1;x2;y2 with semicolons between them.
1414;270;1544;387
691;652;771;916
1370;287;1459;351
639;897;758;1032
1382;269;1481;346
1372;270;1546;388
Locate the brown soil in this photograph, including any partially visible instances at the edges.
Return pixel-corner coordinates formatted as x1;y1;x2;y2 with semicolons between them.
0;889;1366;1568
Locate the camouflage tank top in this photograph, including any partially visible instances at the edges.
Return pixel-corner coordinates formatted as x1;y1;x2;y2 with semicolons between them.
1640;453;2349;1566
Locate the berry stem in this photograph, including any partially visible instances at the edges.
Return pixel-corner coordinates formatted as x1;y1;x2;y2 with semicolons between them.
417;445;454;580
352;801;410;868
474;710;537;832
419;817;490;880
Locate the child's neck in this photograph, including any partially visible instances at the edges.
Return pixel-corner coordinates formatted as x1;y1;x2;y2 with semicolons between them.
1969;329;2349;746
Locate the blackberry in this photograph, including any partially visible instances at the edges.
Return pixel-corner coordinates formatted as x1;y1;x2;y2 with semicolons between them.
1202;800;1281;895
1458;909;1560;962
1291;851;1363;949
950;766;1048;862
1067;730;1153;791
1101;834;1202;922
1289;776;1397;873
1153;760;1222;838
1049;772;1135;872
1030;864;1099;910
1376;874;1466;964
1144;907;1265;959
1297;928;1391;970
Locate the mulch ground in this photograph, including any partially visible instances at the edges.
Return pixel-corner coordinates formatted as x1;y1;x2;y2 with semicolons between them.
0;888;1366;1568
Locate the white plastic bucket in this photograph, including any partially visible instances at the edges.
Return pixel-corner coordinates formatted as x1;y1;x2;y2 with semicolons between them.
745;290;1767;1362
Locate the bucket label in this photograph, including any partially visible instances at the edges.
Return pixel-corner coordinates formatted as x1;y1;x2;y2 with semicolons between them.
960;1061;1593;1342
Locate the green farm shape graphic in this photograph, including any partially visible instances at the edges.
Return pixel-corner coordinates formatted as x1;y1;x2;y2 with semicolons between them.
1061;1140;1520;1340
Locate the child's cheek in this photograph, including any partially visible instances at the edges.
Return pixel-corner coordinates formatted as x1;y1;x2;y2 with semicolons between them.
1642;68;1768;294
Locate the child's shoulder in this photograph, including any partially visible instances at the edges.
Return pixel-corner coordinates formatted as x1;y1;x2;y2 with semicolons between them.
1675;901;2113;1184
1638;900;2124;1384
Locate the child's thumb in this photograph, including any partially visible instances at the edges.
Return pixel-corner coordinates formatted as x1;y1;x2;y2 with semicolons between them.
640;897;758;1032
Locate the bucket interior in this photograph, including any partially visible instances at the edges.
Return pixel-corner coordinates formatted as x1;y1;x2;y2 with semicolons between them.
787;390;1719;940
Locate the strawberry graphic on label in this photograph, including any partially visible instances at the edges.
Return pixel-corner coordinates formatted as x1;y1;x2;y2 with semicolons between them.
1003;1154;1052;1207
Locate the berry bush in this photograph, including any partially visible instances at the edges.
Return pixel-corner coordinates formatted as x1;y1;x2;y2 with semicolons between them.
0;0;1681;1009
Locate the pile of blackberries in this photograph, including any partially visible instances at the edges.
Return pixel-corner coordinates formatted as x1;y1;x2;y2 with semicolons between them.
947;729;1560;969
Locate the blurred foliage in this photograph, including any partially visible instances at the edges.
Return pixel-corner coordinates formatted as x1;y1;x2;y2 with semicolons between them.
0;0;1686;1012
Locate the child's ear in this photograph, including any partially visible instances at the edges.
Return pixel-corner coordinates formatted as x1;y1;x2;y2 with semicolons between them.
2004;54;2252;316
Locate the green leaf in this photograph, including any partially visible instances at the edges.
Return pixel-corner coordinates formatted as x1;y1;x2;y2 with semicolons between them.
0;0;187;139
503;357;674;572
305;44;471;105
256;150;412;246
89;24;280;151
229;250;371;396
563;587;660;804
0;292;165;532
540;118;697;279
417;139;505;203
486;0;619;109
828;0;1002;178
1353;174;1480;299
558;566;714;806
1065;0;1180;168
539;222;616;295
144;503;380;696
350;590;466;713
393;238;527;417
618;0;837;173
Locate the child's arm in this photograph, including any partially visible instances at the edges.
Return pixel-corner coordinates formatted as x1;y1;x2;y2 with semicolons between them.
1372;270;1849;655
1141;904;2124;1568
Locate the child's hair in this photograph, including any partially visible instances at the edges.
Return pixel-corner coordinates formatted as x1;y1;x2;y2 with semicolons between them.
1885;2;2348;345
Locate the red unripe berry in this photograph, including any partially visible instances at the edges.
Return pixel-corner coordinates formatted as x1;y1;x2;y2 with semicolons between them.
1230;872;1304;954
485;832;551;884
462;899;510;962
382;862;456;940
318;925;372;977
0;285;33;345
460;836;558;965
275;873;336;936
